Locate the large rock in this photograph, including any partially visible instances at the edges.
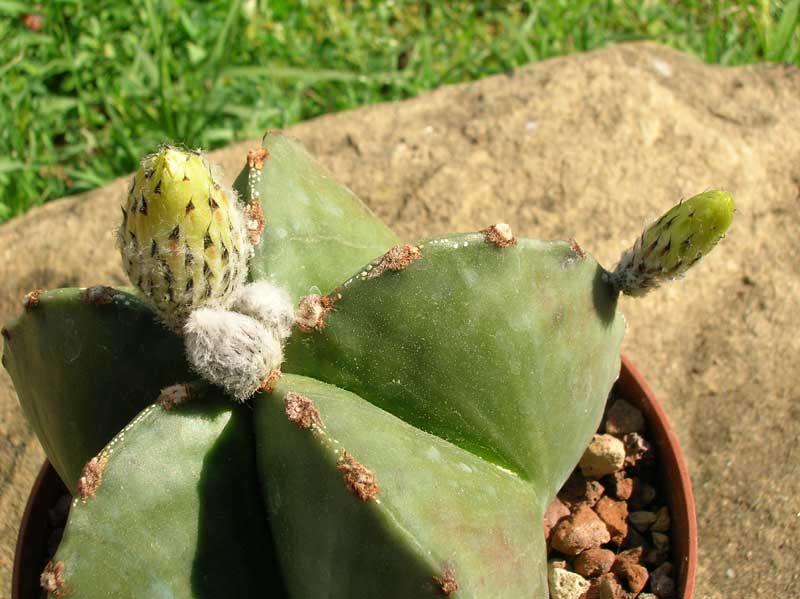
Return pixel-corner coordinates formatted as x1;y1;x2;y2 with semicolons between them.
1;42;798;596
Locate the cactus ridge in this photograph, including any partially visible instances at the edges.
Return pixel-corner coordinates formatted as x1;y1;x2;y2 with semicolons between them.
233;132;399;301
2;287;192;493
47;391;286;599
256;374;547;598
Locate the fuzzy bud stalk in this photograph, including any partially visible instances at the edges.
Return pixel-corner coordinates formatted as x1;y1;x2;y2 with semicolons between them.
611;190;734;297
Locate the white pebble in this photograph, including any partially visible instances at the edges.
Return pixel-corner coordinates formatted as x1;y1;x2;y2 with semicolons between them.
578;434;626;478
548;561;590;599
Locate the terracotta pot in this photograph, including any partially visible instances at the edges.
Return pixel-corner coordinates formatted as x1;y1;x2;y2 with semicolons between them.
12;354;697;598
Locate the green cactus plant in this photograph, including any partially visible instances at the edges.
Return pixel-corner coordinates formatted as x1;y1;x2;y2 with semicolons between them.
2;132;733;598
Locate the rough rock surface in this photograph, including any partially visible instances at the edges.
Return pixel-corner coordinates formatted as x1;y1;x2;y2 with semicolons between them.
1;42;799;596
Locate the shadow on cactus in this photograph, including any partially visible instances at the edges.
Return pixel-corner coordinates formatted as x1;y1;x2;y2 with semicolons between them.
1;132;733;598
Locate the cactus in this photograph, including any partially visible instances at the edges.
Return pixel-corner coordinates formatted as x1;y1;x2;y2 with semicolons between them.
2;132;734;598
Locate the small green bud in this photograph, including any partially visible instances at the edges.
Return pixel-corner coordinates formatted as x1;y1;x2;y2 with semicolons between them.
118;146;250;331
612;190;734;296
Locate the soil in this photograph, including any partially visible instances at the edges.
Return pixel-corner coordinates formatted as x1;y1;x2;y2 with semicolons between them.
1;42;799;597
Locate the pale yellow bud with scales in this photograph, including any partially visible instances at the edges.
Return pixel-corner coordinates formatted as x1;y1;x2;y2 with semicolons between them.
118;147;250;332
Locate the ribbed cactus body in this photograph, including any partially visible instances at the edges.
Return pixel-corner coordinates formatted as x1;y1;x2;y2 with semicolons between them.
119;147;249;331
2;134;736;599
256;375;547;598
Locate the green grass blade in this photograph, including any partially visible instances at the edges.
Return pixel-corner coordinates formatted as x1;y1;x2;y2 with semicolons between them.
767;0;800;61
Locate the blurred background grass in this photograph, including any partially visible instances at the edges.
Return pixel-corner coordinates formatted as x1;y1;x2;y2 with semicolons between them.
0;0;798;223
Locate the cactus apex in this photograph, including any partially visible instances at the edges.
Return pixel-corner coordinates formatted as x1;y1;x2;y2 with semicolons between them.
612;190;734;297
77;454;108;502
482;223;517;247
41;560;69;598
337;450;380;501
233;281;295;340
284;391;323;430
23;289;43;310
184;308;283;402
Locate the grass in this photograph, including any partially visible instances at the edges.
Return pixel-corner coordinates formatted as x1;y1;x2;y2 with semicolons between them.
0;0;798;223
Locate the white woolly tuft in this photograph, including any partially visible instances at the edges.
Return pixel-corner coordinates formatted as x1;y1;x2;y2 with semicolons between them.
184;308;283;402
231;282;295;341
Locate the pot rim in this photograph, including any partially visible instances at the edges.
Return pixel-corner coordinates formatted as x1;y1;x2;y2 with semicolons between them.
12;455;57;599
619;353;698;599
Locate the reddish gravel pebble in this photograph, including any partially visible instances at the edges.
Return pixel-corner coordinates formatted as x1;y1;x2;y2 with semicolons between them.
551;505;611;555
574;548;615;578
597;573;632;599
614;546;644;565
594;496;629;546
559;474;606;509
623;432;651;466
545;497;572;542
612;558;649;594
606;471;635;501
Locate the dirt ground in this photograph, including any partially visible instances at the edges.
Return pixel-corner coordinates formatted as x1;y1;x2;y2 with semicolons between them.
1;42;798;597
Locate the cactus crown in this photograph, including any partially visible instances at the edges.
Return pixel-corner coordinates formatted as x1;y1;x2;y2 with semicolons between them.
3;134;733;598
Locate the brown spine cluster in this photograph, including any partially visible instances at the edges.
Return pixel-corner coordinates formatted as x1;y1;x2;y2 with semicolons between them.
246;147;270;170
337;451;379;501
77;455;109;502
295;294;338;332
80;285;117;306
366;244;422;279
243;200;266;246
481;223;517;247
40;560;69;598
158;383;194;410
569;238;586;258
433;567;460;596
23;289;43;310
258;368;283;394
284;391;324;430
